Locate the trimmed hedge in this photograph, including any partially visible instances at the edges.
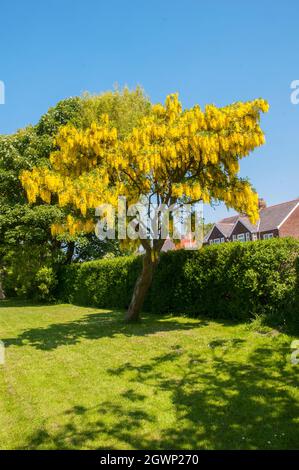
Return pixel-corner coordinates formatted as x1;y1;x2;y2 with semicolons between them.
58;238;299;330
58;255;142;309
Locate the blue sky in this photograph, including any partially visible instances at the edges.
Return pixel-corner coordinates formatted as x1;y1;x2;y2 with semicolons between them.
0;0;298;222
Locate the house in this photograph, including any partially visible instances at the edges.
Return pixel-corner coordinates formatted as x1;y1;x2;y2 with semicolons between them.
204;198;299;245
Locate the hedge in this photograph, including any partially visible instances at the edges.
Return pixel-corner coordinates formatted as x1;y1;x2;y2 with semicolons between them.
57;238;299;330
57;255;142;309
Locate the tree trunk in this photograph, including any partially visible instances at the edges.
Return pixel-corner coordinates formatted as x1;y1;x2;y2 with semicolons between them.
126;249;158;322
65;241;75;264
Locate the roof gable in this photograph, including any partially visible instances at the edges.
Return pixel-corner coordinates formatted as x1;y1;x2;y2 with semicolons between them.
204;223;232;242
230;219;254;236
206;225;226;240
238;216;258;232
216;222;234;237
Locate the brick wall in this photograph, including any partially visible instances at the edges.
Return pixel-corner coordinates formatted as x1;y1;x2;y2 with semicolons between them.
279;205;299;238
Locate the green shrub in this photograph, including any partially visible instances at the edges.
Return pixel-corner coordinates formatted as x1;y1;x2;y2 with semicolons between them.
35;266;57;301
3;245;59;301
58;238;299;331
57;255;141;308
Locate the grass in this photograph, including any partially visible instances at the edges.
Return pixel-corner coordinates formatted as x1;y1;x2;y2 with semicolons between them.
0;300;298;450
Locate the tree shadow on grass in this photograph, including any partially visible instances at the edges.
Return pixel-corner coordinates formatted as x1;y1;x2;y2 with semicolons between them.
4;308;209;351
24;340;299;450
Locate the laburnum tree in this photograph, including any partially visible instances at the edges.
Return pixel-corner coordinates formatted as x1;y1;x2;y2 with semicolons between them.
20;94;269;321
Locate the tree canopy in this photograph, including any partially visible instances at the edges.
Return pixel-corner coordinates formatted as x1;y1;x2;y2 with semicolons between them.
20;93;269;319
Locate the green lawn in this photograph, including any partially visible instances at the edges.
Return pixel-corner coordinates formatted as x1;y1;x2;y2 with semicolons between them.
0;301;298;450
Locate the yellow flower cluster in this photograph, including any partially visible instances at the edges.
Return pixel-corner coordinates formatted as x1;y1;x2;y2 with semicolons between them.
20;168;62;204
51;215;95;237
50;117;119;176
223;182;259;224
20;93;269;234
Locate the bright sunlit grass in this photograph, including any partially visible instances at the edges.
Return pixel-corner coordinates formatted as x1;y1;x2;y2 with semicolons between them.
0;301;298;449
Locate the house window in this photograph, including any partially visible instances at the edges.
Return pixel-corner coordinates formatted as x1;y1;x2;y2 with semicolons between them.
263;233;273;240
232;235;237;241
246;232;250;241
221;237;225;243
237;233;245;242
214;238;221;244
252;234;258;241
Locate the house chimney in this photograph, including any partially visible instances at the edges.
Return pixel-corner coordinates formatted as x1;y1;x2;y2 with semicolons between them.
258;198;267;211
